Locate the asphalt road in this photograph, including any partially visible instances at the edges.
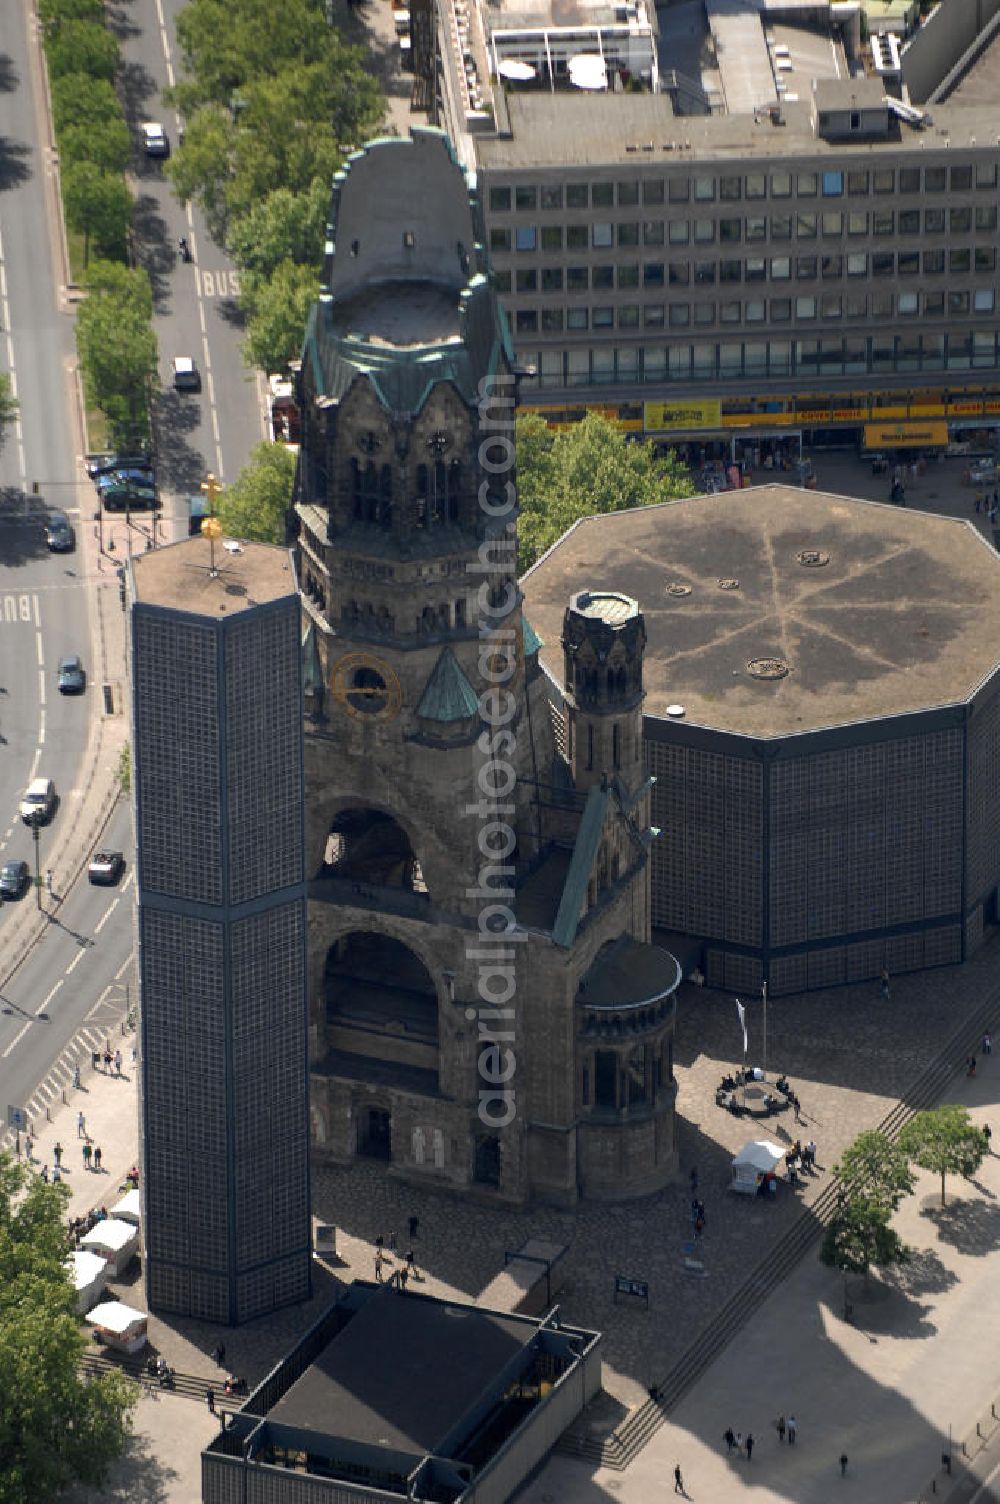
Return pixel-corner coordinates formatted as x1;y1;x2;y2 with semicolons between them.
0;3;93;889
0;802;135;1118
110;0;267;537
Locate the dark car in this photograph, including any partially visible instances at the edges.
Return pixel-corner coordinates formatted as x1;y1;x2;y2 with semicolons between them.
101;482;159;512
86;451;153;480
88;850;125;885
97;467;155;493
57;655;86;694
46;513;75;552
0;860;29;899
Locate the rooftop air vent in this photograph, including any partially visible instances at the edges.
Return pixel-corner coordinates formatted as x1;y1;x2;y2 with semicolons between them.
748;657;789;680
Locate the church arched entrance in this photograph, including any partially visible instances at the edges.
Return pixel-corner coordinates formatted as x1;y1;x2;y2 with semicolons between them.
320;806;429;895
325;932;440;1089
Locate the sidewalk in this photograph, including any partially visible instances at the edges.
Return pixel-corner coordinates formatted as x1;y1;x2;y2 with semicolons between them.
518;1060;1000;1504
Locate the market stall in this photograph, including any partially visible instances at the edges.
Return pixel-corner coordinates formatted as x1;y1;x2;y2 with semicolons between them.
69;1249;108;1315
80;1217;139;1277
87;1299;148;1355
731;1139;785;1195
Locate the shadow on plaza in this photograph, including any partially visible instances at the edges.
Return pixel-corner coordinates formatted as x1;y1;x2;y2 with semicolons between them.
0;496;50;565
61;1427;180;1504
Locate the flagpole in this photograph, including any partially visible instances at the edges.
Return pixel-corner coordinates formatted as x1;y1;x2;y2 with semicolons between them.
762;978;768;1082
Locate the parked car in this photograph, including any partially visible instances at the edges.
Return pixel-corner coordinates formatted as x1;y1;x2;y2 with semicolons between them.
173;356;201;393
57;655;86;694
88;850;125;886
141;122;169;157
0;860;29;899
45;513;75;552
97;466;155;491
86;451;153;480
20;777;55;824
100;483;159;513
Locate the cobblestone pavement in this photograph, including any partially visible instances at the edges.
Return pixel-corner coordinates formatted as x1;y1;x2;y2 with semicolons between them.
311;927;1000;1419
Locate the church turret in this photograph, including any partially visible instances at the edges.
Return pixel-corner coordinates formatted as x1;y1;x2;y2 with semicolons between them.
563;590;646;794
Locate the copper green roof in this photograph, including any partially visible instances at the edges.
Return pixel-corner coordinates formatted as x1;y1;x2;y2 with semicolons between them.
416;647;479;722
522;616;542;657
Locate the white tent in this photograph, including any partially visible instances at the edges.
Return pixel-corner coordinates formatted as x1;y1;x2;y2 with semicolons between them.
110;1188;142;1226
80;1217;140;1276
69;1250;108;1315
731;1139;785;1195
87;1299;148;1355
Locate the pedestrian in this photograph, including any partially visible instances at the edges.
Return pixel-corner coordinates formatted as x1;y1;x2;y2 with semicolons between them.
375;1252;384;1282
114;1048;122;1076
77;1111;86;1139
735;1430;743;1454
103;1047;113;1072
983;1124;992;1152
983;1032;993;1056
94;1146;102;1171
788;1415;797;1444
73;1063;81;1089
53;1141;62;1167
976;492;983;514
805;1139;818;1170
25;1135;33;1162
792;1092;803;1124
41;1165;49;1183
400;1265;409;1290
694;1214;705;1238
840;1452;849;1477
130;1044;137;1067
674;1462;684;1494
777;1414;786;1443
206;1387;215;1414
45;868;53;894
375;1233;384;1253
213;1342;226;1367
880;968;890;1002
389;1229;397;1252
746;1432;755;1460
83;1143;92;1169
968;1054;978;1078
724;1426;735;1453
405;1247;416;1276
52;1165;61;1183
690;1166;698;1195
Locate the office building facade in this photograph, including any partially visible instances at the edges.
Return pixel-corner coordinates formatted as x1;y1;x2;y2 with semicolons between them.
130;539;311;1324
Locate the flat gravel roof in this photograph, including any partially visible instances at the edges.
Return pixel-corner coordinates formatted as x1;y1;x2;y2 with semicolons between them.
130;536;296;614
521;485;1000;736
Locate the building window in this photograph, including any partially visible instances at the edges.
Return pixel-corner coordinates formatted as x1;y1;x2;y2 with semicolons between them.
950;165;973;191
795;296;816;319
618;305;640;328
949;290;970;316
492;270;511;293
925;208;945;233
796;255;817;279
821;254;842;279
924;166;946;192
515;269;537;293
542;308;564;332
567;307;588;330
618;222;640;247
489;186;511;212
618;264;639;288
593;306;614;327
540;184;563;210
693;302;715;325
873;169;894;193
746;256;766;282
796;212;817;239
720;217;741;243
845;293;866;318
770;213;792;240
618;181;639;206
693;175;715;201
846;252;866;276
515;186;537;210
924;291;944;317
592;182;614;207
720;174;741;200
872;252;894;277
898;210;920;235
643;221;665;245
720;299;740;323
798;172;818;197
746;215;767;242
949;248;971;274
514;225;536;252
515;310;537;332
872;211;894;236
541;267;563;292
612;723;621;767
951;207;972;234
974;289;996;313
592;265;614;289
668;220;690;245
821;294;842;319
566;225;588;252
668;261;690;286
898;168;920;193
976;162;998;190
592;222;613;248
567;183;588;209
847;169;868;194
644;262;665;286
643;179;665;205
847;211;868;236
693;217;715;244
567;266;588;291
975;246;996;272
770;298;791;322
822;170;843;197
594;1051;616;1108
540;225;563;251
976;205;998;232
771;171;792;198
669;303;691;326
746;172;766;199
644;304;665;326
895;292;918;317
745;298;765;321
668;178;690;203
821;212;843;236
771;255;791;280
923;249;944;274
720;259;741;283
489;228;511;252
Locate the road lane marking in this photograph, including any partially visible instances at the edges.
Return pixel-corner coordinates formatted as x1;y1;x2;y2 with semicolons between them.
65;948;85;974
37;668;45;706
121;871;134;892
36;977;63;1016
33;594;40;629
2;1020;31;1058
115;953;133;980
94;897;120;934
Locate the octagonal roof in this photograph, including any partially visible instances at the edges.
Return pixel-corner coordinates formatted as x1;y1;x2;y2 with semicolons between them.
521;485;1000;737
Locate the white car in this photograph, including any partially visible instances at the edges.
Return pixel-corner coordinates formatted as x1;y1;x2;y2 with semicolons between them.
172;356;201;393
141;122;169;157
20;777;55;824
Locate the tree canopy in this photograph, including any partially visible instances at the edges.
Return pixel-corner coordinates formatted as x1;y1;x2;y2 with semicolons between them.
216;441;296;543
225;181;328;282
899;1105;986;1206
44;19;120;80
50;74;120;135
38;0;104;34
0;373;17;451
820;1130;915;1287
0;1154;137;1504
75;261;158;450
62;160;131;265
241;260;318;375
834;1130;915;1216
58;117;131;174
515;412;697;572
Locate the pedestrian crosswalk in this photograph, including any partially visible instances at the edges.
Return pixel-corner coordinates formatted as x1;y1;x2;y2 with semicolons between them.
0;1013;135;1154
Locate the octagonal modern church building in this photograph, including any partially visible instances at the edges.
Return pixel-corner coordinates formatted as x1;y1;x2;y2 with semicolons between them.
294;131;681;1206
522;486;1000;997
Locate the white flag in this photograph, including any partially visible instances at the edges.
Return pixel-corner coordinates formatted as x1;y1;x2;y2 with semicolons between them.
735;997;747;1054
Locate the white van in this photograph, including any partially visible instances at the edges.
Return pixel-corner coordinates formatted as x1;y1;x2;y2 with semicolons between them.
20;777;55;824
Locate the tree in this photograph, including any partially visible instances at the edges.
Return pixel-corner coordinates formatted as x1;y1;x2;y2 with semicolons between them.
216;441;296;543
61;160;131;265
241;259;317;374
76;261;158;449
515;412;697;572
38;0;104;34
226;180;328;280
165;102;234;242
58;117;131;174
51;74;120;136
821;1196;909;1287
0;372;16;450
835;1130;915;1216
0;1153;137;1504
899;1105;986;1206
45;20;120;81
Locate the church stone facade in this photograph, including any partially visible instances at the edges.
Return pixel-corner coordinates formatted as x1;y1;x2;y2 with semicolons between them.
294;130;680;1206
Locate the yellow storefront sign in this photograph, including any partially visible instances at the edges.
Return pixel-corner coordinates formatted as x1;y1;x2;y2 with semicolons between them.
864;421;949;449
644;399;722;432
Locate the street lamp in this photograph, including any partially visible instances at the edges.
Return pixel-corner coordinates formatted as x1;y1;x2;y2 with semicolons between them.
32;822;41;911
